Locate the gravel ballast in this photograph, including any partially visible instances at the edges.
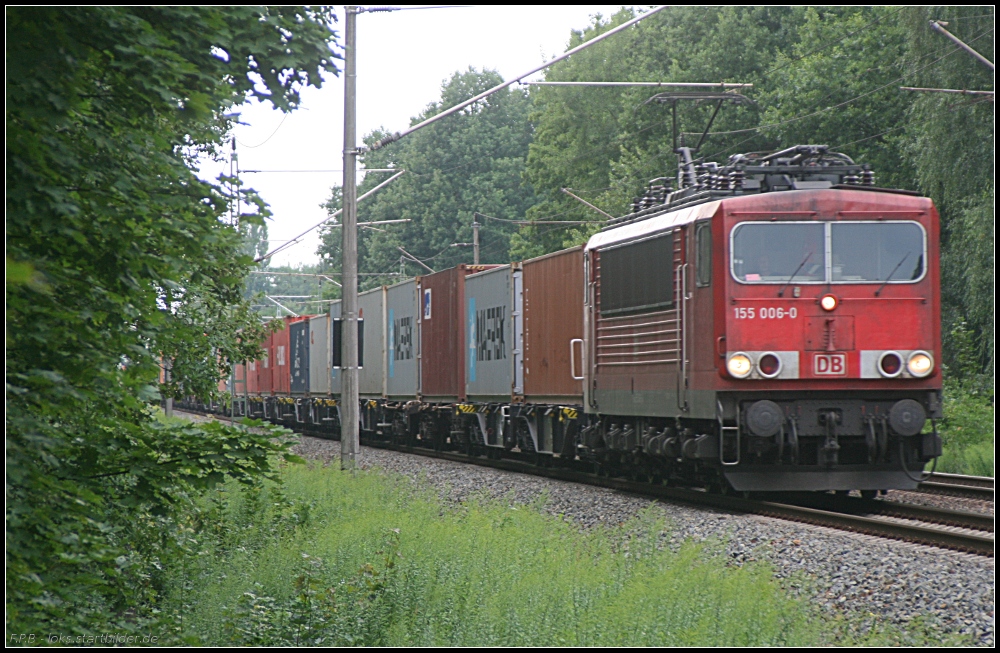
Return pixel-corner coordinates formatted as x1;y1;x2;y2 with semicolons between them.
291;434;995;646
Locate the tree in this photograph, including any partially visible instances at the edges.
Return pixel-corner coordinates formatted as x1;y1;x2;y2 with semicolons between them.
899;7;995;377
318;68;536;281
6;7;338;632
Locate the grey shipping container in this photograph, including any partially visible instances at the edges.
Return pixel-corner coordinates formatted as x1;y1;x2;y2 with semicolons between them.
465;264;522;400
309;314;330;395
358;286;386;397
290;319;310;394
385;280;419;399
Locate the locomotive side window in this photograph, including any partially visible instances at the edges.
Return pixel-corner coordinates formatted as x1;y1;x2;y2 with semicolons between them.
695;221;711;287
599;232;674;315
731;222;824;283
831;222;925;283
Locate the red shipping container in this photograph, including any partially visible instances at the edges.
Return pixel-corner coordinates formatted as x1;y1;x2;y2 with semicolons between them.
419;265;500;402
273;316;310;396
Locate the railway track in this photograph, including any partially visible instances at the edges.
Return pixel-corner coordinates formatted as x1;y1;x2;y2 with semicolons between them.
918;472;994;500
176;409;995;557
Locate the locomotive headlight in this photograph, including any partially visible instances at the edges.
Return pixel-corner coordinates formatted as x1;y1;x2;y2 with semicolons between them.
727;353;752;379
907;351;933;378
820;294;838;311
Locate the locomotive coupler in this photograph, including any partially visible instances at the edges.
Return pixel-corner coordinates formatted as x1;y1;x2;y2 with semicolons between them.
819;410;841;467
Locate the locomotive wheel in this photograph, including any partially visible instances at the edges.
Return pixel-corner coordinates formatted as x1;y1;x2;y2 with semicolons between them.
860;490;878;501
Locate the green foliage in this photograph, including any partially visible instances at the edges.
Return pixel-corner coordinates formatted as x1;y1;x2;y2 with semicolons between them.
934;323;995;476
162;465;968;646
900;7;995;379
6;6;337;635
167;466;818;646
318;68;537;285
935;382;994;477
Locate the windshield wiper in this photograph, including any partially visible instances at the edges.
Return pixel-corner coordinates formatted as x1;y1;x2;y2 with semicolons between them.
874;252;910;296
777;253;811;297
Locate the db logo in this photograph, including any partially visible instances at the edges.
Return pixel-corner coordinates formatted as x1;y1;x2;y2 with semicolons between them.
814;353;847;375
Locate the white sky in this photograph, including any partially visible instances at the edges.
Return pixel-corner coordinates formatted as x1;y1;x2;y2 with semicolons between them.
200;5;625;267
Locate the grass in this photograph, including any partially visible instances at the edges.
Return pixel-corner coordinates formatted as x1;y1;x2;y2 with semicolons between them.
933;379;995;477
158;463;972;646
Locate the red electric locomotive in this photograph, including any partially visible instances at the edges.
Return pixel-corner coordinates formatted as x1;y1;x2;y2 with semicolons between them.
580;145;941;494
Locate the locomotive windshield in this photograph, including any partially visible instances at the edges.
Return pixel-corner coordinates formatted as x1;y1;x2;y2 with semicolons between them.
731;221;926;284
830;222;925;282
731;223;824;283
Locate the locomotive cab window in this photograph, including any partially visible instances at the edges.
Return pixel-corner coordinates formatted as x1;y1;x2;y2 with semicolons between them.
599;232;674;316
695;221;711;287
731;220;926;285
831;222;925;283
731;222;824;283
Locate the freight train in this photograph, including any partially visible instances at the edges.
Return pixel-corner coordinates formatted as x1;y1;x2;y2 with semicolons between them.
182;144;942;496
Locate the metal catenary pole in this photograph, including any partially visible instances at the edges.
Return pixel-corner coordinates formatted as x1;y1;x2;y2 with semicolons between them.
930;20;995;71
164;358;173;418
472;217;480;265
341;5;360;470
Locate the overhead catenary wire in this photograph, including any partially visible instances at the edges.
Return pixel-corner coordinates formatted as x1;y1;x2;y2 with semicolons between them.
697;26;995;140
361;5;470;12
242;168;400;173
236;112;288;149
476;212;602;226
367;5;670;153
524;81;751;88
696;26;997;164
256;169;406;262
251;271;399;277
264;295;299;316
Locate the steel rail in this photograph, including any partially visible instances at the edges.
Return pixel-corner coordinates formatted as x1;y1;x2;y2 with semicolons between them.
918;472;995;500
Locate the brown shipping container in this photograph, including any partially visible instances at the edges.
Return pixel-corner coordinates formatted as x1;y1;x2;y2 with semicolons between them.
419;265;500;401
522;246;584;403
273;316;311;396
